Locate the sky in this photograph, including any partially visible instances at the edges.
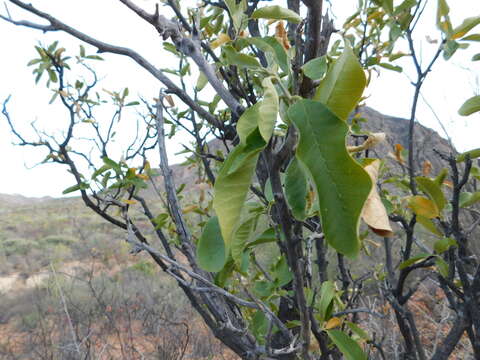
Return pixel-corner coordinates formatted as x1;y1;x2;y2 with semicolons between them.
0;0;479;198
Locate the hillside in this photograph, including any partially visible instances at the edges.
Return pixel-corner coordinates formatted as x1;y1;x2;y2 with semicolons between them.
0;108;458;359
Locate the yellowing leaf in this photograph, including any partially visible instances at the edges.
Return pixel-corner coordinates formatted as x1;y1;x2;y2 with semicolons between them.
210;33;231;49
325;317;342;330
451;16;480;40
122;199;138;205
136;173;149;180
362;160;393;237
408;196;439;219
394;143;405;164
182;205;198;214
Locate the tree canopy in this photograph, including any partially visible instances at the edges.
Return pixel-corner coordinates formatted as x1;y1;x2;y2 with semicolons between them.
2;0;480;359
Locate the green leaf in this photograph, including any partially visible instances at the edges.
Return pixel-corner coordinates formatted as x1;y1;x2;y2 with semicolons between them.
434;237;456;254
436;257;449;277
345;321;371;341
318;281;336;320
326;330;367;360
224;0;247;31
459;95;480;116
394;0;417;15
314;42;366;121
246;228;277;249
456;148;480;162
472;53;480;61
236;77;278;144
79;44;86;57
196;71;208;91
258;77;278;143
443;40;459;60
462;34;480;41
251;5;302;24
416;215;443;237
459;191;480;207
378;63;403;72
62;182;89;195
415;176;447;212
399;253;431;270
222;45;261;69
289;100;371;257
302;56;327;80
197;216;227;272
285;157;308;220
244;37;290;74
273;256;293;287
231;217;256;266
92;165;110;179
213;130;266;250
451;16;480;39
103;156;121;173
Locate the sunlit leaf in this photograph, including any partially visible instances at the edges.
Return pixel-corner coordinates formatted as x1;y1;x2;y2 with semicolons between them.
314;42;366;121
213;130;266;250
251;5;302;24
458;95;480;116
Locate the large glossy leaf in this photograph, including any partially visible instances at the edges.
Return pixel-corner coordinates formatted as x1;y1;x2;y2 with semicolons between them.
285;157;308;220
197;216;227;272
289;100;372;257
251;5;302;24
213;130;265;250
362;160;393;237
314;42;366;121
326;330;368;360
458;95;480;116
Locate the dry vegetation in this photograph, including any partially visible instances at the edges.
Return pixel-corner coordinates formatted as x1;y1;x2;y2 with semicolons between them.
0;196;237;359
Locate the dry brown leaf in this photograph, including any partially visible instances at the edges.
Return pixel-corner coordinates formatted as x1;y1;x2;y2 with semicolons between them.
165;95;175;107
422;160;432;176
361;160;394;237
347;132;386;153
324;317;342;330
394;143;405;164
210;33;231;49
275;21;290;50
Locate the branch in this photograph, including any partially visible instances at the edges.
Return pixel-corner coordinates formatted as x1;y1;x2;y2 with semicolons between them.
4;0;224;130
